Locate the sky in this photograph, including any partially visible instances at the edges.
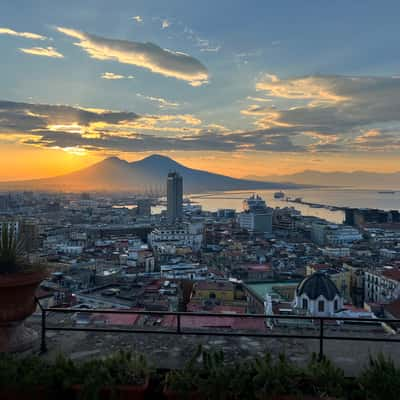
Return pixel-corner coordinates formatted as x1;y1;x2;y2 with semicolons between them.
1;0;400;181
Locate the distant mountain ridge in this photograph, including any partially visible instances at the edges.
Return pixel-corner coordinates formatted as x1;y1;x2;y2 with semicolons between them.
246;170;400;189
0;154;302;193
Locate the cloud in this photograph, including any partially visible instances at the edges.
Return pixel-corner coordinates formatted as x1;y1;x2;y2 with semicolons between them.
0;27;47;40
19;46;64;58
136;93;179;108
0;100;140;132
182;25;221;53
101;72;134;80
0;99;306;154
242;74;400;152
56;26;209;86
352;129;400;151
256;74;349;103
132;16;143;23
200;46;221;53
21;127;305;154
161;19;170;29
246;96;272;102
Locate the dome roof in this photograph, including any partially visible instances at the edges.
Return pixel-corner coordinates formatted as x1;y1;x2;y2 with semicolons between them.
296;272;340;301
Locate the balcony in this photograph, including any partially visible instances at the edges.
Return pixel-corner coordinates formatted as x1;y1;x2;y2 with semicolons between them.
1;300;399;398
29;304;400;363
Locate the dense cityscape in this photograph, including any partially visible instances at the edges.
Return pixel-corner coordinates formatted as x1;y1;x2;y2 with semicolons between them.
2;171;400;336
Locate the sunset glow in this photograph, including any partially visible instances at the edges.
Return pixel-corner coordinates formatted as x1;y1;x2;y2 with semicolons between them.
1;1;400;184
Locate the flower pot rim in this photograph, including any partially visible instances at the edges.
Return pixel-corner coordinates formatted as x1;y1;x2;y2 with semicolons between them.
0;269;47;287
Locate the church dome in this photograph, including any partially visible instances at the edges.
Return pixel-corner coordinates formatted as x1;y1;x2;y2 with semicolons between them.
296;272;340;301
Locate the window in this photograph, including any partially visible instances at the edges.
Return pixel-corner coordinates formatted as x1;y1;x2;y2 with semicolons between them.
334;299;338;311
302;298;308;309
318;300;325;312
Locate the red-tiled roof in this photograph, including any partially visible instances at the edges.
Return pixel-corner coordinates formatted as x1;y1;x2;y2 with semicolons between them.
385;299;400;319
161;315;265;331
246;264;271;272
194;281;233;291
186;304;246;313
93;311;141;325
382;270;400;282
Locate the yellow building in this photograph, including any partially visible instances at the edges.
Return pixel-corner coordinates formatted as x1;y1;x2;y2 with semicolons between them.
192;281;235;302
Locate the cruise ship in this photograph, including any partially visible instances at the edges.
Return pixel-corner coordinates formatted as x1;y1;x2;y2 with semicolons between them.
243;194;267;212
274;191;285;199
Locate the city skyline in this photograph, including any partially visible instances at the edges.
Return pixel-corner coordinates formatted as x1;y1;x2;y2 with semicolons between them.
2;1;400;182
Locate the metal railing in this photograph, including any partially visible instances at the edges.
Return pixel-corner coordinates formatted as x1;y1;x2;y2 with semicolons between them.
34;298;400;360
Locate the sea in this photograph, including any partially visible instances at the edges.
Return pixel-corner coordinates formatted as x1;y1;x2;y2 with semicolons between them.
186;188;400;224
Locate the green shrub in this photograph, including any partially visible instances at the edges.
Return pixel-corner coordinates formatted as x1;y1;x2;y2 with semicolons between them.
0;353;52;391
302;353;346;398
164;344;202;398
252;353;300;398
76;350;150;400
359;353;400;400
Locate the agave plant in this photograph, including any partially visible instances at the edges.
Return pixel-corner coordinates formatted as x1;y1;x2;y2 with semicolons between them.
0;223;19;273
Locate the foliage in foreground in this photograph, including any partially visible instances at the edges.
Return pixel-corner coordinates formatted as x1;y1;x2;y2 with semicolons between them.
0;349;400;399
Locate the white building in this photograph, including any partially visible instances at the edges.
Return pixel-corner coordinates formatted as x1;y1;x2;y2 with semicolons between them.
160;263;212;280
148;225;203;252
294;272;343;317
321;247;351;257
56;244;83;256
311;222;362;246
364;268;400;304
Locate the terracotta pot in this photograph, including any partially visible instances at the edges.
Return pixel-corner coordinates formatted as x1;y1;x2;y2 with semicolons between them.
0;386;48;400
163;387;203;400
116;380;149;400
71;385;111;400
267;396;338;400
0;269;46;352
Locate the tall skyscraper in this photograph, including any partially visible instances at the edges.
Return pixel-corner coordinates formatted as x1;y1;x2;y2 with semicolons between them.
167;172;183;223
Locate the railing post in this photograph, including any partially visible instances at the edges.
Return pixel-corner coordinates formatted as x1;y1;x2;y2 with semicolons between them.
40;307;47;354
177;314;181;334
318;318;324;361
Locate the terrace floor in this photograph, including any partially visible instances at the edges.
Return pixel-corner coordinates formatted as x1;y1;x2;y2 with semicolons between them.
25;314;400;375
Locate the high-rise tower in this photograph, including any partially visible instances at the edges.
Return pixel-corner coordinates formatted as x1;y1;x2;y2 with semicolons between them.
167;172;183;223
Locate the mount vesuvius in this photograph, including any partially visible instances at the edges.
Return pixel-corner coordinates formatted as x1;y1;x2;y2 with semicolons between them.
0;154;301;193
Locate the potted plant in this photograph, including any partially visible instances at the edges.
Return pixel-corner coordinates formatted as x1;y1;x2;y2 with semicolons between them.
0;353;53;399
358;353;400;400
252;353;301;400
197;349;236;400
48;353;81;398
164;346;253;400
0;223;47;352
300;353;346;399
71;350;150;400
164;345;203;400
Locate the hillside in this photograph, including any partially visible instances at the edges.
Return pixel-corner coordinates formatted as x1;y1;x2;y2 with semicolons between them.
0;154;301;193
246;170;400;189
